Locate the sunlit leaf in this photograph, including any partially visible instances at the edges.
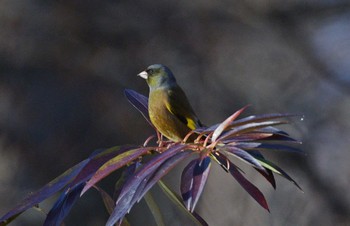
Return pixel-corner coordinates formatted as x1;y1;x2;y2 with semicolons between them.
212;106;249;142
82;147;153;195
181;157;211;212
43;183;85;226
217;120;288;142
230;113;299;128
222;145;266;171
222;132;274;143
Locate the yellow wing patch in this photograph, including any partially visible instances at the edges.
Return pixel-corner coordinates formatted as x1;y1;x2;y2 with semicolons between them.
164;100;197;130
185;117;197;130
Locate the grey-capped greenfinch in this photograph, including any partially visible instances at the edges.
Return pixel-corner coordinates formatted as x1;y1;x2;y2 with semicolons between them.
138;64;202;142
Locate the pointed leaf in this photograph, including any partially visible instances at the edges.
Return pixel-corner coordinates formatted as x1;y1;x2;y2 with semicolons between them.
43;183;84;226
222;132;274;143
181;157;211;212
212;106;249;142
114;162;140;200
136;151;192;203
82;147;153;195
230;113;299;128
217;120;288;142
158;181;208;226
215;152;269;211
236;142;304;154
70;145;139;187
0;159;89;224
143;192;166;226
255;158;302;190
249;150;276;189
106;144;187;226
124;89;152;126
222;146;266;171
95;186;115;215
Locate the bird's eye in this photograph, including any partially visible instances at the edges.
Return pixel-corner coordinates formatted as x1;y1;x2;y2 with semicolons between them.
146;69;154;74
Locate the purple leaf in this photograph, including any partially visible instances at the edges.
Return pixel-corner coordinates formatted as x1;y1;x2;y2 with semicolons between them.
236;142;304;154
255;157;303;191
0;159;89;224
222;146;266;171
82;147;154;195
181;157;211;212
43;183;84;226
248;150;276;189
222;132;275;143
70;145;139;188
212;106;249;142
215;152;269;211
135;151;192;203
113;162;140;200
231;113;299;127
124;89;153;126
119;151;191;220
106;144;187;226
217;120;288;142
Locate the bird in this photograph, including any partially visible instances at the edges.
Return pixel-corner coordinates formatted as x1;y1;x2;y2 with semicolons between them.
138;64;202;142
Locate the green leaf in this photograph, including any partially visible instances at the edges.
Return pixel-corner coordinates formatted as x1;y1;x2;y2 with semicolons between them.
158;181;208;226
256;158;302;191
144;192;166;226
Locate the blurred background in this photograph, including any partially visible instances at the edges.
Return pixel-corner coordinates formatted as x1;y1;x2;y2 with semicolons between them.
1;1;350;225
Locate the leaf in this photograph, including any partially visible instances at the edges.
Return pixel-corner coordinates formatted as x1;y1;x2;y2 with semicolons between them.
95;186;115;215
217;120;288;142
135;151;192;203
113;162;141;200
212;106;249;142
124;89;153;126
82;147;153;195
181;157;211;212
222;145;266;171
203;113;298;134
143;192;166;226
106;144;187;226
255;157;303;191
222;132;274;143
70;145;139;188
0;159;89;224
230;113;299;128
248;150;276;189
214;152;269;211
157;181;208;226
236;142;304;154
43;183;84;226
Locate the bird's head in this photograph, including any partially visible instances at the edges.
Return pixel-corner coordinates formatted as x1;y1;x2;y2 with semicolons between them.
138;64;176;90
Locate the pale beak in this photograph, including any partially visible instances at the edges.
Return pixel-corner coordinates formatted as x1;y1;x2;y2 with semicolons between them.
137;71;148;79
